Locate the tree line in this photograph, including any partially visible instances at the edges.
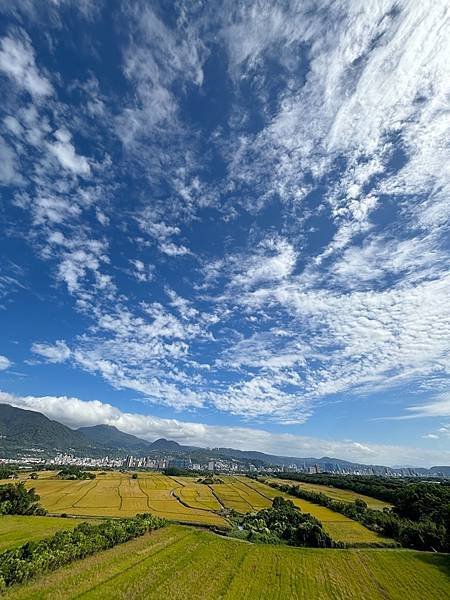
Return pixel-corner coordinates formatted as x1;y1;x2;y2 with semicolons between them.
0;513;166;590
233;496;336;547
57;466;96;480
0;483;47;516
266;479;450;552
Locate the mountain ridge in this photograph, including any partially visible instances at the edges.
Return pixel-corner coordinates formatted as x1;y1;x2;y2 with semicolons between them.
0;403;447;475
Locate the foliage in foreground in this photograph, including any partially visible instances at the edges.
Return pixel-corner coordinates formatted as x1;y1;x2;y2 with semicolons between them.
0;468;16;481
267;481;449;552
0;513;166;590
234;496;335;547
0;483;46;516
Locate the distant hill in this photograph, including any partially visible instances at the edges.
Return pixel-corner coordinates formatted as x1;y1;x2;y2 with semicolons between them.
0;403;448;476
148;438;183;452
77;424;152;452
429;466;450;476
0;403;93;455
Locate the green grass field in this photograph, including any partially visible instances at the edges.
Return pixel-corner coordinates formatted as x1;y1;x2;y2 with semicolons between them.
0;515;89;552
238;478;392;545
4;525;449;600
270;478;391;509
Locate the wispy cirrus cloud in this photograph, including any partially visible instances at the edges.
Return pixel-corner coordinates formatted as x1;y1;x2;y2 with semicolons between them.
0;2;449;450
0;30;53;97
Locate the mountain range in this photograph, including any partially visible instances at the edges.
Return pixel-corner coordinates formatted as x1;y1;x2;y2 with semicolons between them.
1;403;448;476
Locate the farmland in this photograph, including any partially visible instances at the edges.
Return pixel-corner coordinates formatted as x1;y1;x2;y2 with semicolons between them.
0;515;89;552
210;476;272;513
4;524;449;600
2;472;228;527
269;478;391;509
0;472;392;544
237;478;392;545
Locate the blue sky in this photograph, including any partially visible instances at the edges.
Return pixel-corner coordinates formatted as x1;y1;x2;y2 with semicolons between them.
0;1;449;467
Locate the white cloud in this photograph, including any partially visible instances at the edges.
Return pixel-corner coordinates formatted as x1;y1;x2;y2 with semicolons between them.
159;241;191;257
31;340;71;363
129;259;154;283
1;389;448;467
47;129;91;175
0;355;11;370
406;393;450;418
0;135;21;185
116;4;205;145
0;31;53;96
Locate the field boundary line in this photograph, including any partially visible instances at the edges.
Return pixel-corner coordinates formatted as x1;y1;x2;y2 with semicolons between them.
71;480;98;508
70;529;195;600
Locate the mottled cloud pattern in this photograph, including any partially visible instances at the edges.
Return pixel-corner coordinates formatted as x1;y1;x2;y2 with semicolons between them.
0;1;449;464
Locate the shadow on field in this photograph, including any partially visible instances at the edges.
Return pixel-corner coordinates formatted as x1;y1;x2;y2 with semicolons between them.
415;552;450;580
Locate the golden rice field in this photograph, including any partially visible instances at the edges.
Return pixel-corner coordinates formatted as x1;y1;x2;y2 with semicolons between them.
210;476;272;513
1;472;227;528
5;525;449;600
0;515;90;552
0;472;391;544
270;478;391;509
237;478;392;545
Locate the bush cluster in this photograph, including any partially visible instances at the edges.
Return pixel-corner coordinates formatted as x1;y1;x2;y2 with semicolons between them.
57;466;95;480
196;476;224;485
0;483;46;516
0;468;16;480
0;513;165;589
266;481;449;552
237;496;335;547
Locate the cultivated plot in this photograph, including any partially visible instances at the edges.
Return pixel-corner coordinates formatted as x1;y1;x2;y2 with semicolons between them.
271;478;391;510
16;472;227;527
5;525;449;600
238;478;392;545
210;476;272;513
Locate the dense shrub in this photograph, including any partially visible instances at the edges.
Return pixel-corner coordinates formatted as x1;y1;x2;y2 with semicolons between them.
237;496;335;548
0;467;16;480
266;481;449;552
0;483;46;516
196;477;224;485
57;466;95;480
0;513;165;588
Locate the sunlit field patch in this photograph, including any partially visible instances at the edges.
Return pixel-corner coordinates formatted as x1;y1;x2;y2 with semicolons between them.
238;478;392;545
4;525;449;600
270;478;391;510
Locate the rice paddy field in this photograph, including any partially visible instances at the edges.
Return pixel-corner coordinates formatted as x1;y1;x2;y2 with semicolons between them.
270;478;391;509
0;515;89;552
1;472;228;527
0;472;392;544
4;524;449;600
236;478;392;545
